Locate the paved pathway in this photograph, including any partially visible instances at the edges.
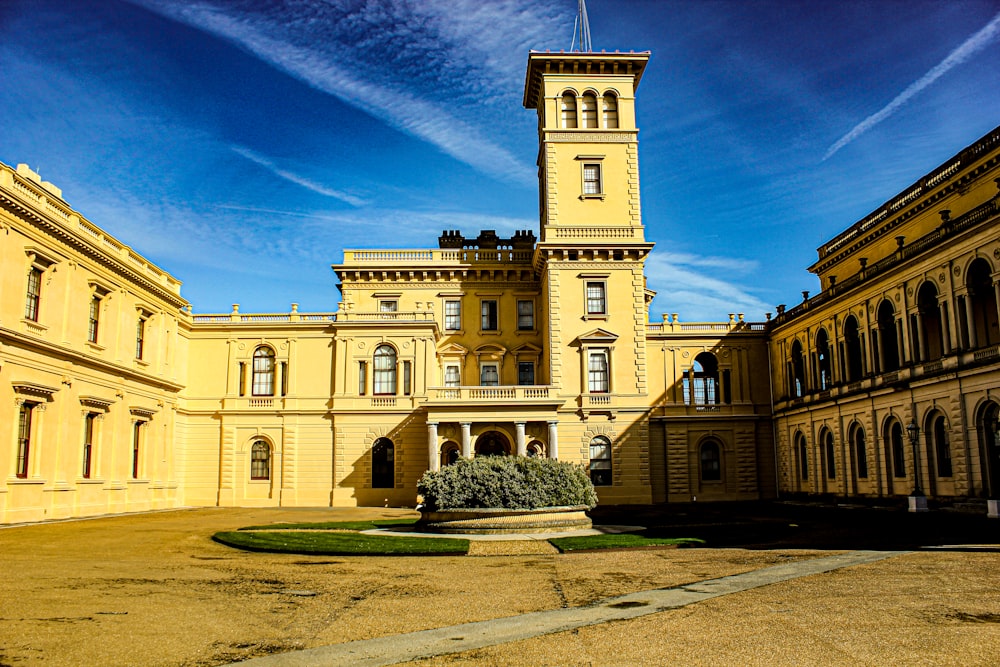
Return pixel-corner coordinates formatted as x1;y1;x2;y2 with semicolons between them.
231;550;901;667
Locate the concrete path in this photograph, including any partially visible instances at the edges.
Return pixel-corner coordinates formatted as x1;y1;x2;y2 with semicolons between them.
231;550;900;667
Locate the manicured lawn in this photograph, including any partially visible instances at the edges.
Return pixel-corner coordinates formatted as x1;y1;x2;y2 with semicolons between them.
214;529;468;556
237;518;419;531
548;534;705;552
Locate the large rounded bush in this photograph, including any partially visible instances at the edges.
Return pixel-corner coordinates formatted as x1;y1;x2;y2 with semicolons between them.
417;456;598;511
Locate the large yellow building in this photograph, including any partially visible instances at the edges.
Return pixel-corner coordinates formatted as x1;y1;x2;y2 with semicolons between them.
1;50;997;524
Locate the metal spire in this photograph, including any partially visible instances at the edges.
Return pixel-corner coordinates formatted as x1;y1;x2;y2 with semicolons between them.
570;0;592;52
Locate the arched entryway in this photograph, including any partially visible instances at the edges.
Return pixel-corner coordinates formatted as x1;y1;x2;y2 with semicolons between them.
978;401;1000;499
475;430;511;456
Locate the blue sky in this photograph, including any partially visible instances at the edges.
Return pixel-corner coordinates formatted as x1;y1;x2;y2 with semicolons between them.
2;1;998;321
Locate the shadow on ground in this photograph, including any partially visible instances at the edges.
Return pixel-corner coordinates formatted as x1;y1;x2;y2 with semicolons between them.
589;500;1000;551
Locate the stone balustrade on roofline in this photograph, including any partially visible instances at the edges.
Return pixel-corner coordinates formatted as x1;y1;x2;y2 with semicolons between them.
339;248;534;265
190;304;336;324
0;162;184;299
646;313;768;335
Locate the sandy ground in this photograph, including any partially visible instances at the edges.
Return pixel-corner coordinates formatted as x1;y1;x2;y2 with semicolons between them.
0;507;998;666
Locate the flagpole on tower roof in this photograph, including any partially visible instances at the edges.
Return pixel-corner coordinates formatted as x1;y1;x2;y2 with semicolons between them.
571;0;592;52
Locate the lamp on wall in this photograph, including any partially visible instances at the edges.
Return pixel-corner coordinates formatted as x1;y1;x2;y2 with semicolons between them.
906;419;928;512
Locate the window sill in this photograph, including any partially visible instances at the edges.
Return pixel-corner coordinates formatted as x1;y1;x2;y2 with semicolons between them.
478;330;502;336
516;329;537;336
21;318;47;336
76;478;106;484
127;479;150;485
7;477;45;485
85;341;106;353
579;194;606;201
444;329;465;335
249;479;271;484
134;358;150;368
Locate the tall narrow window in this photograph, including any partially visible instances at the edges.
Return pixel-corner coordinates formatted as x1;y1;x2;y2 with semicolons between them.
280;362;288;396
402;361;412;396
358;360;368;395
480;363;499;386
444;365;460;387
252;347;276;396
585;281;606;315
445;300;461;330
25;266;42;321
88;295;101;343
816;329;831;390
602;93;618;128
853;426;868;479
481;300;498;331
589;436;612;486
844;315;863;382
135;316;147;360
561;92;577;128
131;421;142;479
517;300;534;330
824;431;836;479
373;345;397;395
16;402;34;478
932;414;952;477
588;350;609;393
582;163;602;195
790;340;806;397
691;353;720;406
518;361;535;386
238;362;247;396
250;440;270;480
890;421;906;478
372;438;394;488
581;92;598;128
700;440;722;481
796;432;809;481
82;413;96;479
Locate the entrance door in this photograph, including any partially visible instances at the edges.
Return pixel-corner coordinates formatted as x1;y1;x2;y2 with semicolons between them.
475;431;510;456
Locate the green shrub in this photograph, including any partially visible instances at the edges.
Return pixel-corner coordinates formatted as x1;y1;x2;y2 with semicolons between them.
417;456;598;511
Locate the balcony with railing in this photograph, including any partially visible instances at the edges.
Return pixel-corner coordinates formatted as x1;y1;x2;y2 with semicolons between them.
340;247;534;266
647;313;767;335
191;304;336;325
426;385;555;403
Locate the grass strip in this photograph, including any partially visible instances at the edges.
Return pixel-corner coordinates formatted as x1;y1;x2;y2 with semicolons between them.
214;530;467;556
548;534;705;552
238;518;419;531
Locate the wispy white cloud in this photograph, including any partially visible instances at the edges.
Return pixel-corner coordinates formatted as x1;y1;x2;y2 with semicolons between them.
130;0;551;186
824;11;1000;160
231;145;366;206
644;252;772;321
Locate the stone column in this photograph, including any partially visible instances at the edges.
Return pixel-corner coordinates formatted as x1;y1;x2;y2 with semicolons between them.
963;295;977;349
515;422;527;456
427;422;439;472
914;312;926;362
460;422;472;459
875;328;885;373
547;420;559;460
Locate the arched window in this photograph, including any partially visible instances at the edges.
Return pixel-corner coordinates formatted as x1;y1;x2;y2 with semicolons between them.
916;281;944;361
815;329;832;390
843;315;863;382
876;300;900;372
689;352;720;405
790;340;806;397
978;401;1000;498
441;441;460;467
250;440;271;480
700;440;721;481
372;438;394;488
589;436;612;486
887;420;906;479
527;440;545;458
602;93;618;128
966;258;1000;348
581;92;598;128
823;429;836;480
561;92;577;128
252;347;276;396
373;345;397;395
795;431;808;481
851;424;868;479
928;413;952;478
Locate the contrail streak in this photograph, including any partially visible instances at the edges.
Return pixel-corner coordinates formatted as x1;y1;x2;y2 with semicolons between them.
824;11;1000;161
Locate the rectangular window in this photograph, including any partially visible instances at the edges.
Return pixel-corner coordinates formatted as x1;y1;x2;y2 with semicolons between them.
131;421;142;479
583;163;602;195
379;300;398;317
238;362;247;396
444;365;460;387
358;361;367;395
280;362;288;396
25;266;42;321
589;438;612;486
445;300;461;330
481;299;498;331
517;300;534;330
588;350;609;393
82;413;96;479
17;402;34;478
402;361;412;396
518;362;535;386
135;316;146;360
88;296;101;343
480;363;499;386
586;282;606;316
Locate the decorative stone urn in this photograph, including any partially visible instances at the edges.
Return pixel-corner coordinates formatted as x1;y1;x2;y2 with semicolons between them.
417;506;592;535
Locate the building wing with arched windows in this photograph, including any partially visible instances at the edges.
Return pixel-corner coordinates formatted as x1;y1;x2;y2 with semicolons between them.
0;48;998;524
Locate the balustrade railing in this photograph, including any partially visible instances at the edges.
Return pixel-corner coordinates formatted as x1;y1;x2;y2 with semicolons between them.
428;386;552;401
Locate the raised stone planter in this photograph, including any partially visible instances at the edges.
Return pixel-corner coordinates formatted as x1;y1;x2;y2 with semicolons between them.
417;506;593;534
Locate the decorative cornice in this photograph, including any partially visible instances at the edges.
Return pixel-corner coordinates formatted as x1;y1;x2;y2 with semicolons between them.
12;381;59;399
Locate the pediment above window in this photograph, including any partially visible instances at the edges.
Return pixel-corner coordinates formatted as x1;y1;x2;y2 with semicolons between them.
576;328;619;344
437;342;469;358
